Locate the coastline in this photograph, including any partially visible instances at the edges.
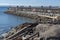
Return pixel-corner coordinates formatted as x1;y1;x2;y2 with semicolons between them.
5;10;40;20
3;6;60;40
5;10;60;24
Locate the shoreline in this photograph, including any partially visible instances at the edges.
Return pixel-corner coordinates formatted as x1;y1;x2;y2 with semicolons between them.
5;10;40;20
3;6;60;40
5;10;60;24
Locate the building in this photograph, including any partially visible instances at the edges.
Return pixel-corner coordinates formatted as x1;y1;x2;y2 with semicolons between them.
8;6;60;13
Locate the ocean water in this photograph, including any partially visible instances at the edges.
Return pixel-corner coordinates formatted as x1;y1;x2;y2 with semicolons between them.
0;6;35;35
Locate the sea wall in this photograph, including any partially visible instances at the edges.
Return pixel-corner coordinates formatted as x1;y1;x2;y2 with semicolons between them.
5;10;41;21
5;9;60;24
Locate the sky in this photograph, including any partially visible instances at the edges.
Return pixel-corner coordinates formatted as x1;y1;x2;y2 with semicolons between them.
0;0;60;6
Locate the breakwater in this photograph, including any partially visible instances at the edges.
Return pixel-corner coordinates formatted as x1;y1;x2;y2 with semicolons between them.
5;10;60;24
5;6;60;24
3;6;60;40
5;10;40;20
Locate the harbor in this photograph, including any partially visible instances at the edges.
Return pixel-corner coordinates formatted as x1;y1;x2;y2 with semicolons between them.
0;0;60;40
2;6;60;40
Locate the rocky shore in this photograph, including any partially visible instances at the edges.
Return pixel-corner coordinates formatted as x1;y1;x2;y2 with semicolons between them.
5;10;40;21
4;6;60;24
2;22;60;40
5;9;60;24
3;6;60;40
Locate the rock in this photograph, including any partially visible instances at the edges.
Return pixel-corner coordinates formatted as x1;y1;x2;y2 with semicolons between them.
36;24;60;38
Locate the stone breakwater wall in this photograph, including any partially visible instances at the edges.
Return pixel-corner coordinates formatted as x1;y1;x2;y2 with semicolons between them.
5;10;59;24
5;10;41;20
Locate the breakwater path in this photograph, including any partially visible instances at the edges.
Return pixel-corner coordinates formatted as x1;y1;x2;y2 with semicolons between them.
5;10;60;23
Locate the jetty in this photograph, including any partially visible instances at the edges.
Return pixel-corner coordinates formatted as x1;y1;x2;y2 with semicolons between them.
5;6;60;24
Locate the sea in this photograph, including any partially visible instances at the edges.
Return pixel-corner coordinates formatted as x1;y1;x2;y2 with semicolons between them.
0;6;35;36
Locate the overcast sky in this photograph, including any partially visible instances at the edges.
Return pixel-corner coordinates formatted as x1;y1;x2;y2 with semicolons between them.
0;0;60;6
